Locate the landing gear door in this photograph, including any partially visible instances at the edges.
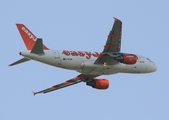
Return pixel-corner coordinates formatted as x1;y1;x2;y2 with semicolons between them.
53;50;61;66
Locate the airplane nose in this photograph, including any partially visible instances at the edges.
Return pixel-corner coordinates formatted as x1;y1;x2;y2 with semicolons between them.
150;63;157;72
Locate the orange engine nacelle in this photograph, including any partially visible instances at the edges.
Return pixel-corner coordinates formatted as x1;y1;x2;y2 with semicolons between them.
86;78;109;90
115;53;138;64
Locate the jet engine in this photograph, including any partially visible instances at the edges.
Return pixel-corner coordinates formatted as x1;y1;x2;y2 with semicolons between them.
114;53;138;64
86;78;109;89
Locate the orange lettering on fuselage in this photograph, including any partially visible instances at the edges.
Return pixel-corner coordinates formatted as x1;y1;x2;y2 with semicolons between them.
70;51;78;56
62;50;70;56
78;51;85;57
85;52;91;59
62;50;101;59
92;52;100;57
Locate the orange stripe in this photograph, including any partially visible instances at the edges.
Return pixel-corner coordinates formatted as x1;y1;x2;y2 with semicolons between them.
104;44;115;48
113;17;119;21
50;85;59;90
98;54;108;57
108;34;117;37
74;75;86;80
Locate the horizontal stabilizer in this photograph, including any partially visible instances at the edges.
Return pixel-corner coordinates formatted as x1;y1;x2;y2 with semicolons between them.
9;58;30;66
31;38;44;54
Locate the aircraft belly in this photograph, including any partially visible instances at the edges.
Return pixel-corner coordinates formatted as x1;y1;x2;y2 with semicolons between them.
120;62;146;73
79;62;123;75
79;66;119;75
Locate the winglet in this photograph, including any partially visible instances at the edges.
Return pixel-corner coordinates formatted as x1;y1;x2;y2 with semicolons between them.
113;17;119;21
32;91;37;96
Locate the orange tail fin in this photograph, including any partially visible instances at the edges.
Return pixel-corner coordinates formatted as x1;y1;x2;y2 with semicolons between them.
16;24;49;50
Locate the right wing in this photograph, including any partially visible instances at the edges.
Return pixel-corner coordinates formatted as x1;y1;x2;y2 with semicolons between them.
94;17;122;65
33;74;95;95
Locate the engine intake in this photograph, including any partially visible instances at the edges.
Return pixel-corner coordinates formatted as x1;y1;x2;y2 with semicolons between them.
115;53;138;64
86;78;109;90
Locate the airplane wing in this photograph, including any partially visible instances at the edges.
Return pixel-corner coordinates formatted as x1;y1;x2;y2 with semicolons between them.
94;17;122;65
33;74;95;95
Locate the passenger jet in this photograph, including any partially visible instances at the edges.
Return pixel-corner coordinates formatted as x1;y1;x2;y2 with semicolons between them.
9;17;157;95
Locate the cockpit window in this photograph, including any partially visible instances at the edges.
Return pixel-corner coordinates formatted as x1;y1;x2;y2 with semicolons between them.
147;58;153;63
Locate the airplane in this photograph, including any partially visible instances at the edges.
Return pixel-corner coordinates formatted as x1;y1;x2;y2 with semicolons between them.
9;17;157;95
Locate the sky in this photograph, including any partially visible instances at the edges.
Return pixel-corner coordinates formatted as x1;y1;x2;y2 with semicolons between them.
1;0;169;120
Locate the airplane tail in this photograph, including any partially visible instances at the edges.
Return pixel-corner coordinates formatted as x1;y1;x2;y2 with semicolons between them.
9;24;49;66
9;38;45;66
16;24;49;50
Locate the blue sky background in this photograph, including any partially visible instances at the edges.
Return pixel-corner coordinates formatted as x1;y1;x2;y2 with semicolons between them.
1;0;169;120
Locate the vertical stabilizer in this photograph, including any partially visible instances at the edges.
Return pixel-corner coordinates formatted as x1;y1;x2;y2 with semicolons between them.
16;24;49;50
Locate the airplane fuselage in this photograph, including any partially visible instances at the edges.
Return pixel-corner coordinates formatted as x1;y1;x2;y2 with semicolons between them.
20;50;157;75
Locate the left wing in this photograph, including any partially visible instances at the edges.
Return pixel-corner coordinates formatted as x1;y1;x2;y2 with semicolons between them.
33;74;95;95
102;17;122;53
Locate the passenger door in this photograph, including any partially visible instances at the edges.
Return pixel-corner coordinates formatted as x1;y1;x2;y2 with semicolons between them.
53;50;61;66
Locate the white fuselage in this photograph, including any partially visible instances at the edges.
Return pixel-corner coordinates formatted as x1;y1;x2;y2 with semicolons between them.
20;50;157;75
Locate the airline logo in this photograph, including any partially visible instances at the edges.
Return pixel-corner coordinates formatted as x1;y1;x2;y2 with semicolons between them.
62;50;102;59
22;27;36;41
